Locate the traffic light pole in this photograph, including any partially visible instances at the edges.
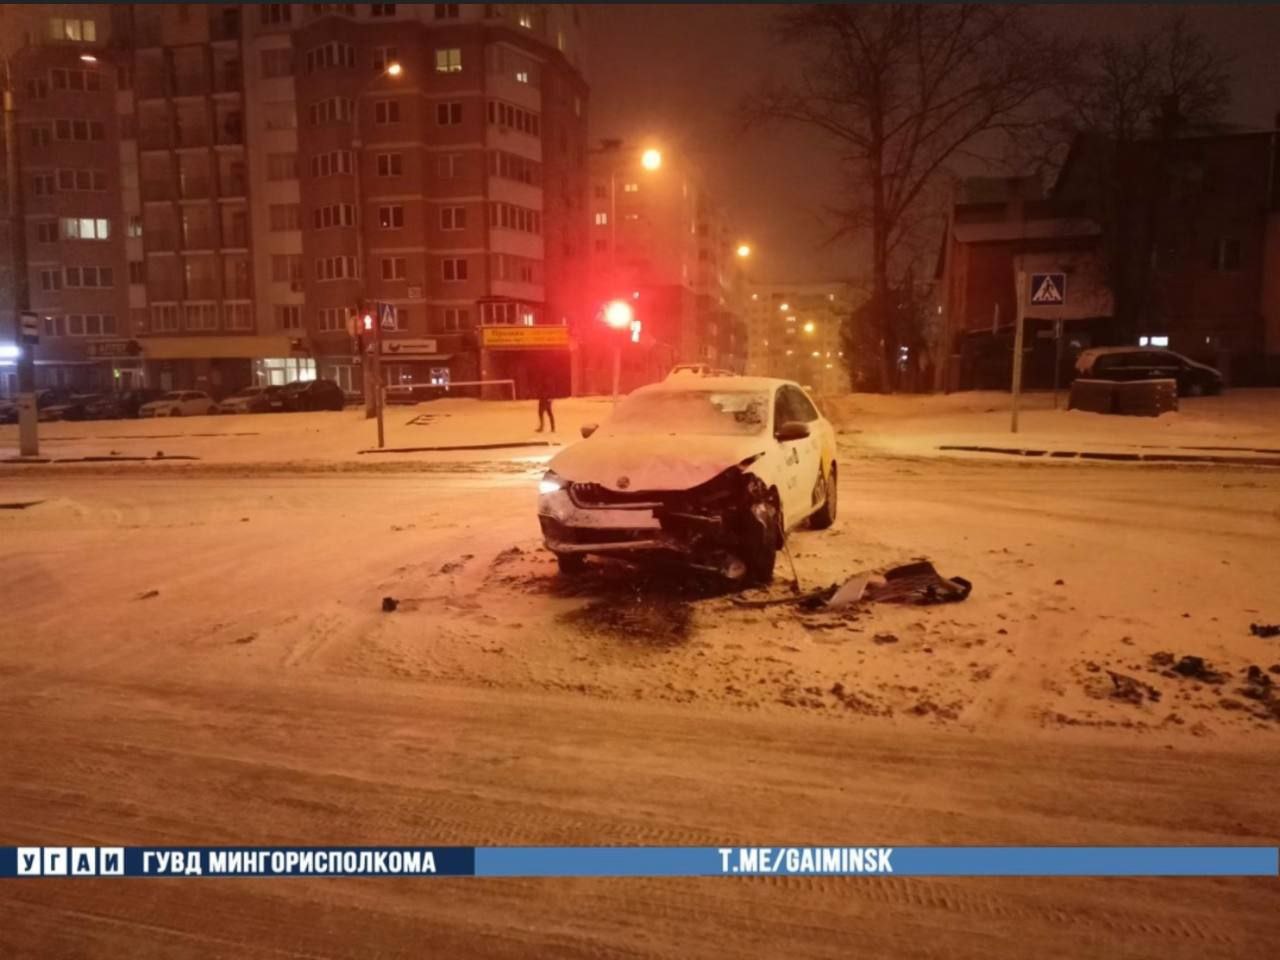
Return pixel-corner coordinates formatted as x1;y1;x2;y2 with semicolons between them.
374;310;384;449
4;58;38;456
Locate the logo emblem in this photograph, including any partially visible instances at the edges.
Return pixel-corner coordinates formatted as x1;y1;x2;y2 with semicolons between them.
617;476;630;490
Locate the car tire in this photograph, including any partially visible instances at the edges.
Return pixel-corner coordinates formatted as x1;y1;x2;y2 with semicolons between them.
555;552;586;575
207;405;218;415
809;463;838;529
744;495;781;585
1187;382;1204;397
169;408;181;417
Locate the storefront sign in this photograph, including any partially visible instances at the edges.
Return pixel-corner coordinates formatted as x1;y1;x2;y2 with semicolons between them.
381;338;439;356
86;339;142;359
481;326;570;349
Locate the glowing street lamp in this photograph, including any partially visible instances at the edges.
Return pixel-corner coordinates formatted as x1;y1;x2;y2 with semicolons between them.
803;321;815;334
385;61;403;77
736;243;751;258
779;303;789;312
640;148;662;171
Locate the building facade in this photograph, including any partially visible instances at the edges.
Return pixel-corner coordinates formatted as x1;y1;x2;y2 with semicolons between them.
935;131;1280;392
582;140;747;395
2;3;589;399
745;281;857;394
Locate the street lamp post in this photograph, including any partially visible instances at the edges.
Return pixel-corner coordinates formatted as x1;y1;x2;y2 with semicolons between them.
352;62;402;442
4;55;37;456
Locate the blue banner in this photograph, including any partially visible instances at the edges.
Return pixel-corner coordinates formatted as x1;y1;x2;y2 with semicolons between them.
1;845;1275;879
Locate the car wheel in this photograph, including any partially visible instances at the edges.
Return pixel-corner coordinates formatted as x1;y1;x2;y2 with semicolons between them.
743;494;781;585
555;552;586;575
1187;382;1204;397
809;463;838;529
169;408;181;417
207;405;218;415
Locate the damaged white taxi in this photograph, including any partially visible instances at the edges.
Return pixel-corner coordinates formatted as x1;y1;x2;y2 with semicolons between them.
537;376;838;583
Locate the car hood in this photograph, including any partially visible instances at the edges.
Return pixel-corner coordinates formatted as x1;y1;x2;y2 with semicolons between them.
548;432;766;492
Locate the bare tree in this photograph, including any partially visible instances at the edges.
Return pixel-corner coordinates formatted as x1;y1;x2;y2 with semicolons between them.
1050;16;1231;343
745;4;1066;391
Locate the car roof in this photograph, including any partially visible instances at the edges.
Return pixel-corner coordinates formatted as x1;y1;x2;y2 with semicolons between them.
1079;346;1171;358
636;375;797;395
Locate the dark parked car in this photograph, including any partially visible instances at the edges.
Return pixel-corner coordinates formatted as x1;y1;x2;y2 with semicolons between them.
217;385;288;415
119;388;167;419
41;393;109;422
1;388;74;423
1075;347;1224;397
280;378;346;412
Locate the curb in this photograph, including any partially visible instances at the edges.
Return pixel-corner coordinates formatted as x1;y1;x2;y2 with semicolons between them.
357;441;556;454
1;455;201;464
937;445;1280;467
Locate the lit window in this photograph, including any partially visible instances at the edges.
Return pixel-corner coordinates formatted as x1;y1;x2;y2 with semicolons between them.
435;48;462;73
515;70;529;84
518;13;533;29
594;212;608;226
622;182;638;193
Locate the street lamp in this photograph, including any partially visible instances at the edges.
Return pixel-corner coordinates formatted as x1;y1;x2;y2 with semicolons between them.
803;321;815;334
736;243;751;258
640;148;662;171
352;60;403;444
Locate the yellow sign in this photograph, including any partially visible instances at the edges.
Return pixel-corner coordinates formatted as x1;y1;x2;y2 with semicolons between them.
481;325;570;349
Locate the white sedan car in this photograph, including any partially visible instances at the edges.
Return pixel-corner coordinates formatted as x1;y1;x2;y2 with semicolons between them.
537;376;838;583
138;390;218;418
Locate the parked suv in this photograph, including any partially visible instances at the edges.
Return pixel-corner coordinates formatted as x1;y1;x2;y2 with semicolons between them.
1075;347;1223;397
280;378;346;411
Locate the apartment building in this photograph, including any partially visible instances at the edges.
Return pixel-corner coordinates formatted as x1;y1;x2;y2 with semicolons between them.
745;281;857;394
583;140;747;395
1;3;588;399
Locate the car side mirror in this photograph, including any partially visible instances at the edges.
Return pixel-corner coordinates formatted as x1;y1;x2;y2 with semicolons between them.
580;423;598;439
775;420;810;442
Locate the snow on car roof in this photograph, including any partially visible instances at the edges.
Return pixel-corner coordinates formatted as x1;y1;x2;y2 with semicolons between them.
637;375;795;394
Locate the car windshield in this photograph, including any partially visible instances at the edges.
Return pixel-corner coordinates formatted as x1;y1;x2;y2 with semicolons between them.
606;389;770;436
160;392;183;401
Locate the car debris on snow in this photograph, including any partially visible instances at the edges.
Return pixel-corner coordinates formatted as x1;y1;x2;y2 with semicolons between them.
732;559;971;611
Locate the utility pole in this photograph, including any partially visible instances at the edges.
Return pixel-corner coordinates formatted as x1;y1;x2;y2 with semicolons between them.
374;303;385;449
4;57;37;456
1010;269;1026;434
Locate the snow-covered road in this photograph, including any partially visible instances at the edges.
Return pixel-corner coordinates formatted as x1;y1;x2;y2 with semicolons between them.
1;459;1278;956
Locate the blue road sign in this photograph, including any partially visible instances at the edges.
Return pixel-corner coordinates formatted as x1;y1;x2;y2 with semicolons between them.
1029;273;1066;306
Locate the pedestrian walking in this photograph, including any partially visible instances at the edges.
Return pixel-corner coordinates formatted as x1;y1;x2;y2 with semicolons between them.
536;378;556;433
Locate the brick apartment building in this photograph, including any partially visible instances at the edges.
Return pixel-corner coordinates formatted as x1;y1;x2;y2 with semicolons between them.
935;129;1280;391
582;140;748;395
1;3;589;400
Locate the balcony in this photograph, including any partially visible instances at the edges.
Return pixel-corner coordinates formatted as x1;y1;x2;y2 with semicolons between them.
174;127;210;150
141;180;175;202
138;126;174;151
223;278;252;299
185;279;220;300
215;118;244;147
145;231;178;252
172;73;208;99
178;178;211;201
181;230;216;251
218;175;246;198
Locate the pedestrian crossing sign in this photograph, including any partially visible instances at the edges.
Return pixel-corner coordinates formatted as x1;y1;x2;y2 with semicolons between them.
1029;273;1066;306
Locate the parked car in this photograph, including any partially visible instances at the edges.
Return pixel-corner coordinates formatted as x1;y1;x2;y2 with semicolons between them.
385;383;447;405
138;390;218;417
217;385;287;415
537;376;839;583
279;378;346;412
40;393;107;422
119;388;167;419
1075;347;1223;397
1;388;73;423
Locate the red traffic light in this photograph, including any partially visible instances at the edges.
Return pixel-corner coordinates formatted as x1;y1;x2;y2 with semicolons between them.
602;300;634;330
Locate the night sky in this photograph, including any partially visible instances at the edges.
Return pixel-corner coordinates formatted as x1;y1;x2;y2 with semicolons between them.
585;4;1280;284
